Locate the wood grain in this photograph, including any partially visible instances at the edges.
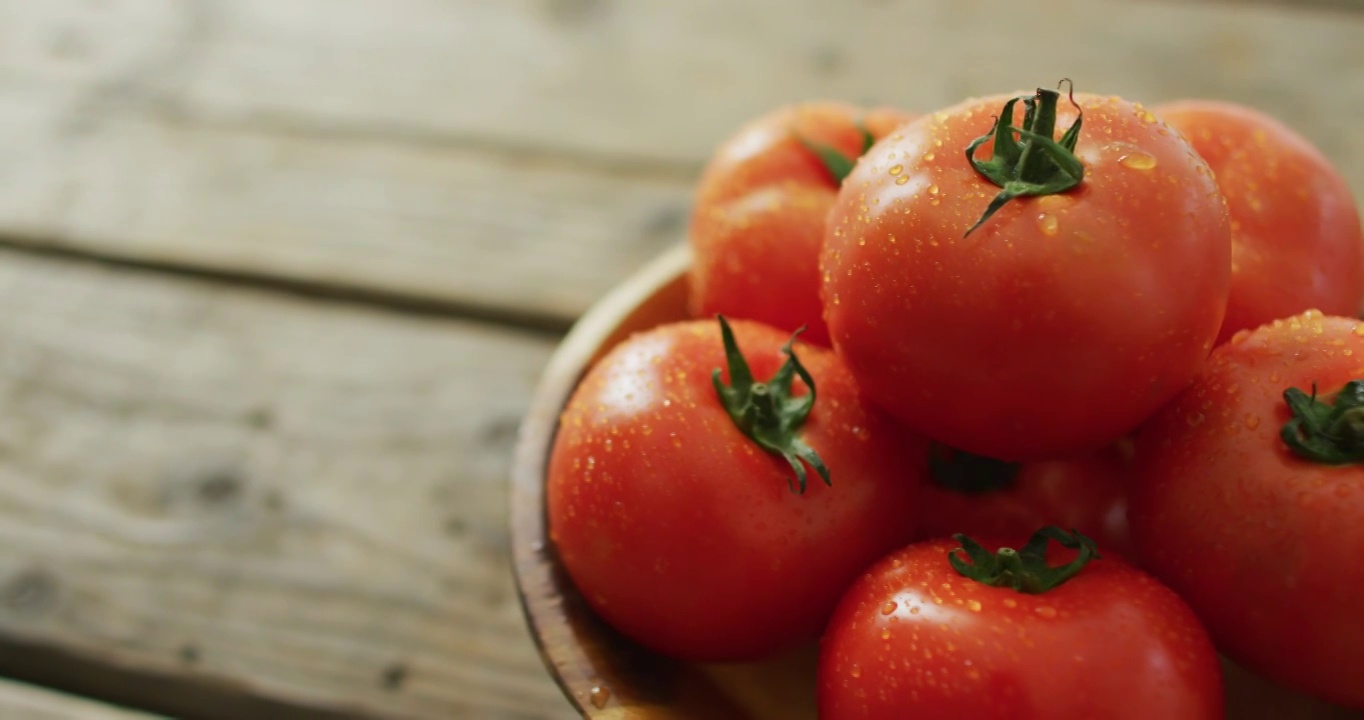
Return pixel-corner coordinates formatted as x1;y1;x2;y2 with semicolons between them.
0;678;165;720
0;248;573;720
0;0;1361;326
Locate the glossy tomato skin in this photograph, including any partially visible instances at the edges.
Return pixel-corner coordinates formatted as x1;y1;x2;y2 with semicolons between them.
690;104;915;346
823;92;1231;461
915;444;1134;557
818;537;1223;720
1156;100;1364;345
547;319;926;662
1130;310;1364;708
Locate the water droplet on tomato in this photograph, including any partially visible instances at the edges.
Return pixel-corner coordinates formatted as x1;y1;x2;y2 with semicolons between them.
1119;152;1157;170
1036;213;1059;236
928;184;940;195
881;629;891;640
924;152;936;161
850;665;862;678
881;601;898;616
1003;598;1017;609
895;175;910;185
1243;414;1260;430
967;599;982;612
1035;606;1058;619
590;685;612;709
889;164;904;176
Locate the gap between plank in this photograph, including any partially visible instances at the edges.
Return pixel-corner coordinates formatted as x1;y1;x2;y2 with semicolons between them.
0;232;574;338
0;634;380;720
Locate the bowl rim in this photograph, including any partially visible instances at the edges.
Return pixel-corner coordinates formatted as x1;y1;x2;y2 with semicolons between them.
508;243;695;716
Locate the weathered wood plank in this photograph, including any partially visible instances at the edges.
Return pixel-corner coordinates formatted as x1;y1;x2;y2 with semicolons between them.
0;0;1361;323
0;678;165;720
0;249;573;720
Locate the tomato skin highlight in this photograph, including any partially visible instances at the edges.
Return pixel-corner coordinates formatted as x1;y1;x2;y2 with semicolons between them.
546;319;925;662
689;104;915;346
915;444;1133;557
822;92;1231;461
817;537;1223;720
1130;310;1364;709
1157;100;1364;346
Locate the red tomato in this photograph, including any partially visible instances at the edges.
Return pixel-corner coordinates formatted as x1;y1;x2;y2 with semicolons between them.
915;442;1133;556
818;529;1223;720
822;86;1230;460
1130;310;1364;709
1156;100;1364;345
547;317;925;662
689;103;915;345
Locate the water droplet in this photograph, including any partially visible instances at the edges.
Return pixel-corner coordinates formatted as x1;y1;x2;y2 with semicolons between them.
967;599;982;612
1003;598;1017;609
850;665;862;678
889;164;904;176
590;685;612;709
881;629;892;640
909;605;920;614
1140;110;1158;124
1119;152;1158;170
881;601;898;615
1036;213;1059;236
895;175;910;185
1243;414;1260;430
924;152;936;161
928;184;940;195
1036;606;1058;619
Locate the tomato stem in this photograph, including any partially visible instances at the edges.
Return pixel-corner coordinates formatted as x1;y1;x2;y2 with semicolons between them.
797;121;876;186
963;80;1086;236
949;527;1099;594
928;443;1020;494
1280;380;1364;464
712;316;830;493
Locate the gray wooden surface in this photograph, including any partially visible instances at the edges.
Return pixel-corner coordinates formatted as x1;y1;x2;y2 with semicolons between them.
0;0;1360;717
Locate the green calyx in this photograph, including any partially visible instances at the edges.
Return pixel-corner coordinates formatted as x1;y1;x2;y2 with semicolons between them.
964;81;1086;236
797;121;876;186
928;443;1021;494
712;316;830;494
949;526;1100;594
1281;380;1364;464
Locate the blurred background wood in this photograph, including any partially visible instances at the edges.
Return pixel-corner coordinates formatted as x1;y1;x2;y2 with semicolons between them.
0;678;164;719
0;0;1357;717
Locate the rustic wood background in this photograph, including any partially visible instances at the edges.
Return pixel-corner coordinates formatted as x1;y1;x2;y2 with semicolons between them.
0;0;1360;717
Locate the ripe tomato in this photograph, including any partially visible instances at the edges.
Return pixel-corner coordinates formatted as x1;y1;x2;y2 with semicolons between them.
818;529;1223;720
915;442;1133;556
547;317;925;662
689;103;915;346
822;85;1230;460
1156;100;1364;345
1129;310;1364;709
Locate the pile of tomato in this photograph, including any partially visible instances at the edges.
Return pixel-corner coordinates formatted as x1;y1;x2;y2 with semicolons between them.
546;82;1364;719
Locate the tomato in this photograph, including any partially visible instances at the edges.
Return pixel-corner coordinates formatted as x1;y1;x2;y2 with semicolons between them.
822;85;1231;461
1129;310;1364;709
915;442;1133;556
1155;100;1364;345
818;529;1223;720
689;103;915;346
546;317;925;662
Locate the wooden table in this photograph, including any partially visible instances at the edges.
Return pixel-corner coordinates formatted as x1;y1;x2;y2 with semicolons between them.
0;1;1360;718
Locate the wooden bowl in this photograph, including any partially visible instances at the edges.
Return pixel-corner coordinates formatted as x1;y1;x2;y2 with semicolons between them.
509;243;817;719
510;244;1363;720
